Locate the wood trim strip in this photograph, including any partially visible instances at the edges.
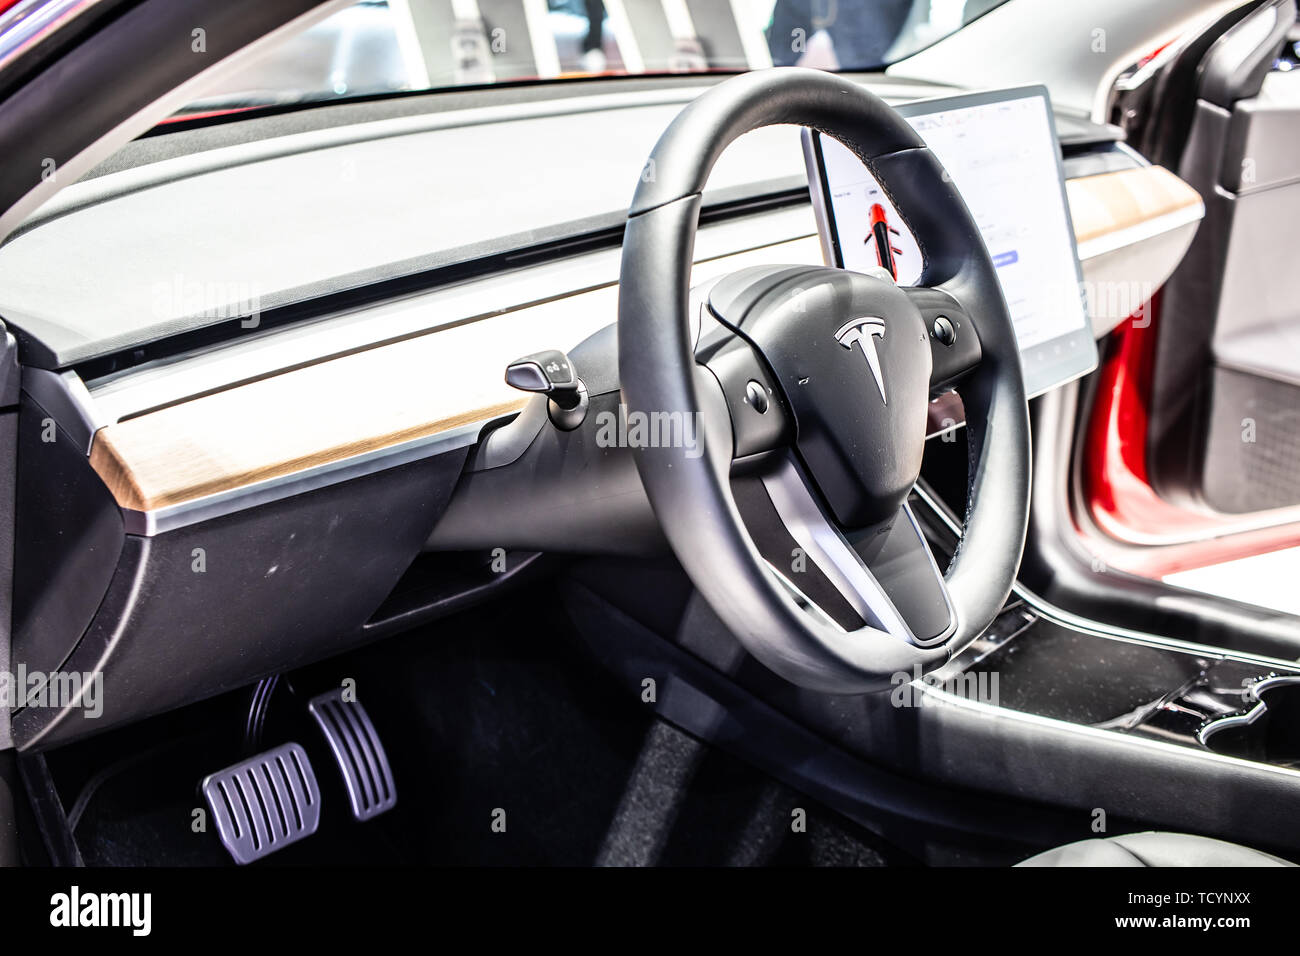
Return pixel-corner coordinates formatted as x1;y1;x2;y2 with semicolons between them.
90;396;528;513
1066;165;1203;245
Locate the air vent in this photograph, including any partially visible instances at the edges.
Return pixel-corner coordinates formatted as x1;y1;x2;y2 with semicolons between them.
200;742;321;864
308;689;397;821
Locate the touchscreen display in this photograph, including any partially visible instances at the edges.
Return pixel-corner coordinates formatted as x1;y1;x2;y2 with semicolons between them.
804;87;1096;397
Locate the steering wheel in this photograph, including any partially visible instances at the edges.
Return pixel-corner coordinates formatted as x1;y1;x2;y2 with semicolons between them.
617;68;1031;693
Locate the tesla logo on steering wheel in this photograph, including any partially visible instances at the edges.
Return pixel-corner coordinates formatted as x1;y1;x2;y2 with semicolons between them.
834;317;888;405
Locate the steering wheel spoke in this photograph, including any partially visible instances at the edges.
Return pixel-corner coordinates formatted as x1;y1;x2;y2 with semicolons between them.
695;295;794;460
732;456;954;646
906;286;983;394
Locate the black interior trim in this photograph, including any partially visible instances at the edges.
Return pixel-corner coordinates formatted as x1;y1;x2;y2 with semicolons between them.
14;753;81;866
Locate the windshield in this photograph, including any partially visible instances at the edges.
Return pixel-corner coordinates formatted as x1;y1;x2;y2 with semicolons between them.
175;0;1006;117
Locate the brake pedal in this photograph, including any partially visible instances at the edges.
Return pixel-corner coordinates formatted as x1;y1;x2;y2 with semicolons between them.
201;742;321;865
308;689;397;821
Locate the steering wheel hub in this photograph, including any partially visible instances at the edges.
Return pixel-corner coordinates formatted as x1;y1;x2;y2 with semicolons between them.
709;265;933;527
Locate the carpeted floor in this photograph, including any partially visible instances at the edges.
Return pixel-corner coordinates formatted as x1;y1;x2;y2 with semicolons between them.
45;581;899;867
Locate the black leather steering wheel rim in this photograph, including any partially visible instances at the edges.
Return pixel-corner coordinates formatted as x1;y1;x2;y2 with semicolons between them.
617;68;1031;693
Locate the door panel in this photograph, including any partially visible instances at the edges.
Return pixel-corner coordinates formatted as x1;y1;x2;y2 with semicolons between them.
1148;0;1300;514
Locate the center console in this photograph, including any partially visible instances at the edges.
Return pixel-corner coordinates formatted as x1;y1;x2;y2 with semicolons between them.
938;601;1300;769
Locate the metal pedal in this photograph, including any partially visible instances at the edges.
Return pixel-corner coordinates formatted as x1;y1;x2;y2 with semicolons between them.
308;689;397;821
201;742;321;865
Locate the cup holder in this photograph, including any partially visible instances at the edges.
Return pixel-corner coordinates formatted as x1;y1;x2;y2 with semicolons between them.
1200;676;1300;766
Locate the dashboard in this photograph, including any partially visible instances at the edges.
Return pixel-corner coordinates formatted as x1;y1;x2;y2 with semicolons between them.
2;76;1206;750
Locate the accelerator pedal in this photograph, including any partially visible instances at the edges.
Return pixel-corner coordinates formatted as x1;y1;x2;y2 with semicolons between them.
201;742;321;864
307;689;397;821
